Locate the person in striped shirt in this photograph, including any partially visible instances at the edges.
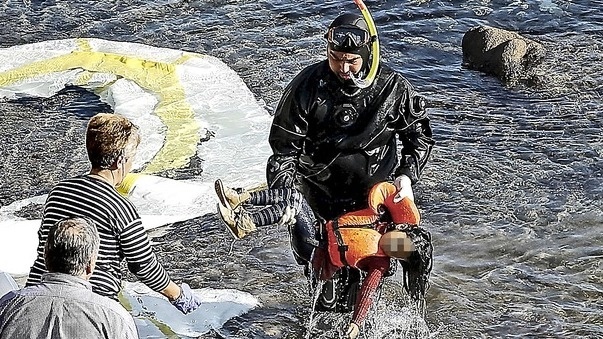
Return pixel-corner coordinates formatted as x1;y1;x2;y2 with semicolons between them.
26;113;201;314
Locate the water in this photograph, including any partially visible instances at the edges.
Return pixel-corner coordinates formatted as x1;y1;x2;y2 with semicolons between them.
1;0;602;338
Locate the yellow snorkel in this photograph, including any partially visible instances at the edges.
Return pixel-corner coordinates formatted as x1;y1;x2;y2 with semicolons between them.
352;0;380;88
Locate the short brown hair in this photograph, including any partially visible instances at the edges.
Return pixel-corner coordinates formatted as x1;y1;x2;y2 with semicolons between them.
86;113;140;169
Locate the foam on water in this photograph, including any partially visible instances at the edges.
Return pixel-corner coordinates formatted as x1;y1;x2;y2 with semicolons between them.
123;282;261;338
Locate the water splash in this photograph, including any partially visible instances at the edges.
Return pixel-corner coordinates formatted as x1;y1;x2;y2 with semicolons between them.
304;275;434;338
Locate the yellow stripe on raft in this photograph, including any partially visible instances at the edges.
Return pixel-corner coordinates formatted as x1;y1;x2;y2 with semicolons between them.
0;38;200;174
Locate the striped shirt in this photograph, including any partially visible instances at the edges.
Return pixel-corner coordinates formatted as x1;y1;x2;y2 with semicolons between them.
0;273;138;339
26;175;171;299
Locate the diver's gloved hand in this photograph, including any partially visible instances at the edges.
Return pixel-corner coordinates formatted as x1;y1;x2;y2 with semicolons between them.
393;175;414;203
171;283;202;314
345;322;360;339
277;205;297;227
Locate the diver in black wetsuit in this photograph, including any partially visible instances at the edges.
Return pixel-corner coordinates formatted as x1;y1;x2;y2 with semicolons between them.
216;12;434;337
266;13;434;264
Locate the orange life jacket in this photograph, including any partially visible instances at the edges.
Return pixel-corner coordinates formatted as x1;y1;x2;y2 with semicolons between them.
323;182;420;273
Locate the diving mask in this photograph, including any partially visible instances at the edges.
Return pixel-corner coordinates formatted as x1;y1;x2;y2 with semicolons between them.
326;25;371;50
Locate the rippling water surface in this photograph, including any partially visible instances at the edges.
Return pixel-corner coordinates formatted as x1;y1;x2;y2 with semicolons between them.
1;1;602;338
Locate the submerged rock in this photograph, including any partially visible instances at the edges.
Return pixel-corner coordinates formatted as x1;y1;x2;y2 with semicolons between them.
462;25;546;85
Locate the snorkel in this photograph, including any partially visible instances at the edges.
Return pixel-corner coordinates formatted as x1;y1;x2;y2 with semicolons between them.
351;0;380;89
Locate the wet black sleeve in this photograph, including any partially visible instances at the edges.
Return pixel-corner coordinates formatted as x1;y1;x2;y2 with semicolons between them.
393;77;435;183
266;72;311;188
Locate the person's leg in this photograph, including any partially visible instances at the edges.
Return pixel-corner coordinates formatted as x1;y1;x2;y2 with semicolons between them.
314;267;361;313
216;179;304;210
287;195;317;264
247;187;306;226
218;187;313;240
351;257;389;326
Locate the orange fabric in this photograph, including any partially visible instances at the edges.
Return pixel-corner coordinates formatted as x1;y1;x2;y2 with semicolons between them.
337;208;379;226
312;247;340;280
317;182;421;276
385;196;421;225
366;182;421;225
325;221;388;271
367;182;397;214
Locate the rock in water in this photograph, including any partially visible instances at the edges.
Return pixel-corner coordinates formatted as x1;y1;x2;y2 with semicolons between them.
462;25;546;85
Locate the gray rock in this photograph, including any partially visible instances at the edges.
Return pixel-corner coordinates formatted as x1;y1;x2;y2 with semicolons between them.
462;25;546;85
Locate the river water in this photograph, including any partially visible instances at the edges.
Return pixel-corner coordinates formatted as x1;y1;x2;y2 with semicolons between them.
0;0;602;338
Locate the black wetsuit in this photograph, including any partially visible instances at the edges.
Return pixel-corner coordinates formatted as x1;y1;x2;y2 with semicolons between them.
268;60;433;220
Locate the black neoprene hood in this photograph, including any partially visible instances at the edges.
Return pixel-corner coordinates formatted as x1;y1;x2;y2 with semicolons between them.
327;13;372;70
328;13;369;32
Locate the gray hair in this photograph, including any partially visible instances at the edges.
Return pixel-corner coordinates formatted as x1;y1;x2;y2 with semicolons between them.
44;217;100;276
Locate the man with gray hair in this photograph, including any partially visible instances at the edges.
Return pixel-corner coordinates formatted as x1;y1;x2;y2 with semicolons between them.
0;217;138;338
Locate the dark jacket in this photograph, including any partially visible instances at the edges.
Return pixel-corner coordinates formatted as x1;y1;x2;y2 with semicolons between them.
267;60;434;220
